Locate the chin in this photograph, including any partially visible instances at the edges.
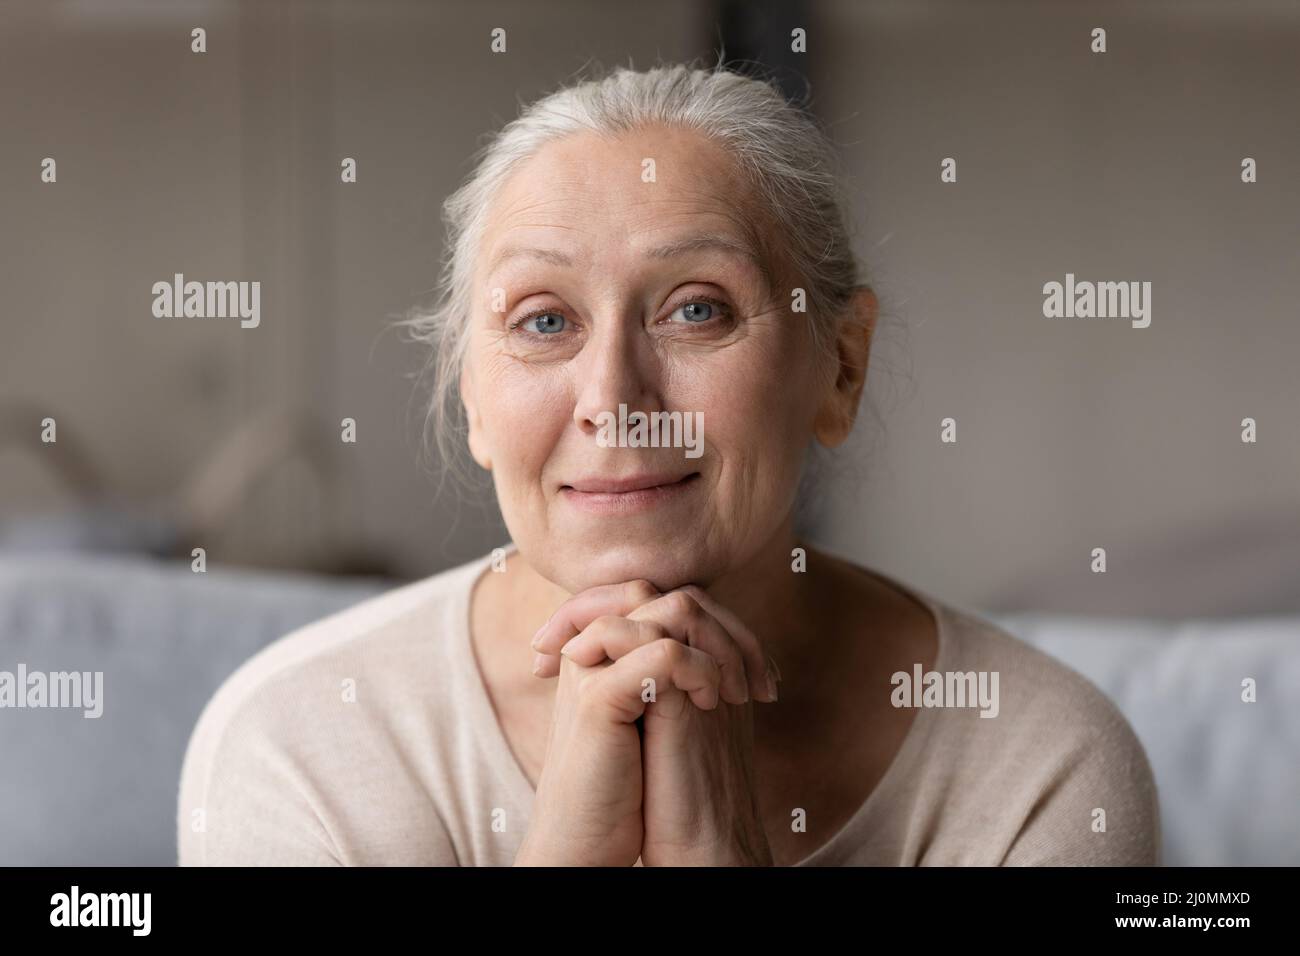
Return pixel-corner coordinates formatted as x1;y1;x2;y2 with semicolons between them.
544;538;716;594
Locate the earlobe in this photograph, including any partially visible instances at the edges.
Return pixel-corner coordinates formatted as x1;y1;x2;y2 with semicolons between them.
813;286;877;448
459;367;492;471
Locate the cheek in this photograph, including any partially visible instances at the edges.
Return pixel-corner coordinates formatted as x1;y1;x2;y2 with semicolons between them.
674;368;813;520
477;355;571;471
672;346;819;457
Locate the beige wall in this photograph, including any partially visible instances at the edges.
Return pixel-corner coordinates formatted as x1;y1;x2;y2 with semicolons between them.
2;0;1296;614
810;0;1300;615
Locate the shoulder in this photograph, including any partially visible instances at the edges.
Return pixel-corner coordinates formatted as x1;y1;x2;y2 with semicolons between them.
905;597;1161;865
185;553;484;744
176;552;490;865
940;600;1149;754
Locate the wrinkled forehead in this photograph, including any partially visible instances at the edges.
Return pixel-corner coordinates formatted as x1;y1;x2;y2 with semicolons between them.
475;126;780;282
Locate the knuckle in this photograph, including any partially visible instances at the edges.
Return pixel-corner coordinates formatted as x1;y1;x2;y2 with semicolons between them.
667;589;703;621
677;583;708;603
636;619;670;644
652;637;684;667
588;614;623;635
626;579;659;605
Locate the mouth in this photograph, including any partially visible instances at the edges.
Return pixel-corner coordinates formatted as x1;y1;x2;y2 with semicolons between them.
559;472;700;514
562;472;699;494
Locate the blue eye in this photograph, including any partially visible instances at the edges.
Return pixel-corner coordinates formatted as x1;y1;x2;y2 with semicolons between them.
678;301;713;322
520;312;565;334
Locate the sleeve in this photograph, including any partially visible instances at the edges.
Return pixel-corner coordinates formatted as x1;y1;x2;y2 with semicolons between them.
1000;702;1162;866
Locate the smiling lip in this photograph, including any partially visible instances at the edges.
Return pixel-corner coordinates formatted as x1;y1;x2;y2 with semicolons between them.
559;472;700;514
563;472;697;494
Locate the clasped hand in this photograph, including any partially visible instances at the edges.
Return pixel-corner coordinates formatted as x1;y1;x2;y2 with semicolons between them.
514;580;782;866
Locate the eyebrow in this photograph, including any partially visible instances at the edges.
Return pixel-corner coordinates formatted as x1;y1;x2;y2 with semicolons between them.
487;234;775;296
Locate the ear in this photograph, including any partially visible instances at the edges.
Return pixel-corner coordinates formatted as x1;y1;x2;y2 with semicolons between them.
459;364;492;471
813;286;877;448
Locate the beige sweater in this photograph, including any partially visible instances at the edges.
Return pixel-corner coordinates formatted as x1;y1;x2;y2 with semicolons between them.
177;544;1161;866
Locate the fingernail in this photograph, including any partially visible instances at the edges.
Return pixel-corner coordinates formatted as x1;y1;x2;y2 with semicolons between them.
532;652;547;675
765;672;780;701
531;610;557;649
768;655;783;682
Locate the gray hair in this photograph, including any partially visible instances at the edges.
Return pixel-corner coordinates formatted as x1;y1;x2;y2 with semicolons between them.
400;59;869;494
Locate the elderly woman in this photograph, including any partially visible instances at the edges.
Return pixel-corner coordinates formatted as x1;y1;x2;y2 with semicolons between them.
178;63;1159;866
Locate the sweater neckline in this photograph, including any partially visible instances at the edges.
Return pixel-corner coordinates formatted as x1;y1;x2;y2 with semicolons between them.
452;541;950;867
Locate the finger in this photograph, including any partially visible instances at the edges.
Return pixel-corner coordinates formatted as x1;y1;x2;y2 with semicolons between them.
531;579;660;677
585;638;721;723
673;584;780;702
559;612;749;707
625;591;753;705
532;579;660;653
556;595;751;706
558;615;671;668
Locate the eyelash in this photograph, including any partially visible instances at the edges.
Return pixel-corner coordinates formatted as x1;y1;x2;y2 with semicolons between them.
507;294;734;334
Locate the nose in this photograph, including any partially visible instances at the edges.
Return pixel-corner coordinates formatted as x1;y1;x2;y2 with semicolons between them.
571;315;662;436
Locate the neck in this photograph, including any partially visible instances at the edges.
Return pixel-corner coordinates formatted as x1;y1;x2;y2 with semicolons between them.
696;514;823;678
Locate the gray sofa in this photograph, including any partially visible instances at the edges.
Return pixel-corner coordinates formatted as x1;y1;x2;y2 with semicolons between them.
1;551;1296;865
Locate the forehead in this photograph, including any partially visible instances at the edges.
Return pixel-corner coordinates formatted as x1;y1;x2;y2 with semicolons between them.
478;125;771;270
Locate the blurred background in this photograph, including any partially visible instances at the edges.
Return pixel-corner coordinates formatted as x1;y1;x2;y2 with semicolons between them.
0;0;1296;866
